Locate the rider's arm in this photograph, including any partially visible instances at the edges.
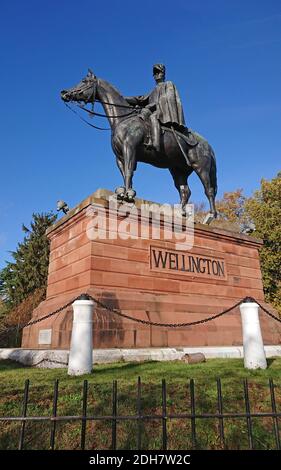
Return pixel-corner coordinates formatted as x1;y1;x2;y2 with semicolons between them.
124;94;149;107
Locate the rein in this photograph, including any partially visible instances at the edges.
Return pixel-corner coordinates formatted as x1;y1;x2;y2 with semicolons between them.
96;98;134;109
64;102;110;131
77;103;137;119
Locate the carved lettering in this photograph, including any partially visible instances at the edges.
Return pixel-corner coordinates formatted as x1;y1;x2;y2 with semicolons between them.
152;249;168;268
150;246;227;280
169;252;178;270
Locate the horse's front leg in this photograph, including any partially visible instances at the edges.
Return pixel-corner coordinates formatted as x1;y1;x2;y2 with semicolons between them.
123;143;137;202
115;156;126;200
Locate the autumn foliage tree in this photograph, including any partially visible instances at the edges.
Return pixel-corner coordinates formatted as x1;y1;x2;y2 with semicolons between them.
245;172;281;311
194;173;281;312
194;189;247;231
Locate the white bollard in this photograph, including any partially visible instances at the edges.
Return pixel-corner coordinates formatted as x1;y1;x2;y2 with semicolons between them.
68;296;95;376
239;300;267;369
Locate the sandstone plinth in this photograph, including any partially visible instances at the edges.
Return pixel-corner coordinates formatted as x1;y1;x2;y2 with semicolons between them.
22;190;281;349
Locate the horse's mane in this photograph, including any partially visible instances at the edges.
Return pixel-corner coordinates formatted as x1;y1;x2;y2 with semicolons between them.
98;78;129;105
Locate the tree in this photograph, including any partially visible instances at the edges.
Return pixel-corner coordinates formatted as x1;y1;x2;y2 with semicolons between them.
245;172;281;311
215;188;246;222
194;177;281;312
0;212;56;307
194;189;246;231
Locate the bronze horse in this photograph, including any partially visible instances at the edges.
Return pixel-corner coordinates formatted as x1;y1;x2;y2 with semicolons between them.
61;70;217;217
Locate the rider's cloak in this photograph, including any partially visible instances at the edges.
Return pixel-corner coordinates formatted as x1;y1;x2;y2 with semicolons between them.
126;81;186;128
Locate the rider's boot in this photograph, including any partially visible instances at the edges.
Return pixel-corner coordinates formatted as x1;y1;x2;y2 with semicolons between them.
150;115;161;152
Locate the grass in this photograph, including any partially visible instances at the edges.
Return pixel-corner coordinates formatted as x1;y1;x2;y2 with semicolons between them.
0;358;281;450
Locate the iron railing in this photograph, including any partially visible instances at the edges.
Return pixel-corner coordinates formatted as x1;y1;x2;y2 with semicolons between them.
0;377;280;450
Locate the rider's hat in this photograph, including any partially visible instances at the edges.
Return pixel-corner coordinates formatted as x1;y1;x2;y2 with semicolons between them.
153;63;165;75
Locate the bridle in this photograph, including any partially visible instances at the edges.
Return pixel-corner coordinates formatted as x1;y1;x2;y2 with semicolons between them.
64;77;138;131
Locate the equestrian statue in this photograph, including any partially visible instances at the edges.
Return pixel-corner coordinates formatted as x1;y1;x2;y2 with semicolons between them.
61;64;217;218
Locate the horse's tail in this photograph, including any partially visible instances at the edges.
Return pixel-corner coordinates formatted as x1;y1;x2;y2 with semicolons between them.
210;146;218;197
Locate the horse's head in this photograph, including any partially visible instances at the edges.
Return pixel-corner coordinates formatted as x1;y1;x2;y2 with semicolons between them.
61;69;97;104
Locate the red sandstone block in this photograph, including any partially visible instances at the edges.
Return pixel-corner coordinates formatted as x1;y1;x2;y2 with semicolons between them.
47;281;66;298
93;238;146;253
50;244;92;271
115;329;134;347
127;275;155;290
47;271;91;296
51;230;70;250
90;256;147;277
102;272;129;288
49;235;91;265
152;277;180;293
150;328;168;347
93;243;129;260
224;253;261;269
68;258;94;280
91;243;105;257
195;234;255;251
90;256;112;271
50;218;85;245
191;239;260;262
167;330;193;347
227;264;262;279
128;248;150;263
179;280;264;300
65;271;91;290
68;221;85;239
228;275;264;290
48;265;73;284
193;238;221;252
111;293;227;316
135;329;151;348
90;271;104;285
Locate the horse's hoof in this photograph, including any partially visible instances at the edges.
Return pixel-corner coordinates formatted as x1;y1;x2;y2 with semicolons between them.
202;213;215;225
115;186;125;200
126;189;136;202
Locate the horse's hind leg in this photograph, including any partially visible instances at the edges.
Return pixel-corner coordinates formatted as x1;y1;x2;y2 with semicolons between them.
194;165;217;218
169;167;192;216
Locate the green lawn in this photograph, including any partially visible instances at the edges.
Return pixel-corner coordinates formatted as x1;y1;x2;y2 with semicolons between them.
0;358;281;450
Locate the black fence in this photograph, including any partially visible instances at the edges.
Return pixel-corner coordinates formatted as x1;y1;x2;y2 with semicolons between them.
0;377;280;450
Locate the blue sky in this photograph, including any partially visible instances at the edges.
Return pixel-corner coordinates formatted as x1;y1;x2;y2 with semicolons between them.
0;0;280;268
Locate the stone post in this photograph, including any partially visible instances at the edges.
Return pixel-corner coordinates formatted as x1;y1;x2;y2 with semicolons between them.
68;295;95;376
239;299;267;369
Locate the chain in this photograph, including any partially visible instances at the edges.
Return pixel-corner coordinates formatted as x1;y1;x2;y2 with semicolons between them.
92;296;243;328
251;299;281;323
1;294;280;341
22;297;80;328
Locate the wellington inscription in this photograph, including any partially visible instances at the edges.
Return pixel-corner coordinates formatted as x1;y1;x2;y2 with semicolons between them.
150;246;227;280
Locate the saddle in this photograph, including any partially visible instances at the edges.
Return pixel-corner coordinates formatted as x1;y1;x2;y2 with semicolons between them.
138;109;198;148
164;126;198;147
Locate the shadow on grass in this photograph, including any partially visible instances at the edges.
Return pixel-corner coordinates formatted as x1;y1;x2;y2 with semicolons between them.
92;360;158;375
0;359;25;371
267;358;276;367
